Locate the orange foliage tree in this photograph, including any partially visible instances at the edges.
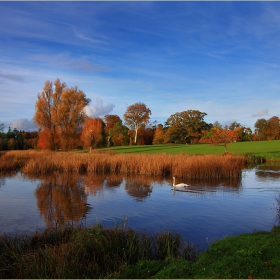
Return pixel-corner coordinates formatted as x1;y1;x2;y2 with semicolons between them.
81;117;105;150
199;127;238;152
153;124;165;144
34;79;90;150
124;102;151;144
56;86;90;150
34;79;65;150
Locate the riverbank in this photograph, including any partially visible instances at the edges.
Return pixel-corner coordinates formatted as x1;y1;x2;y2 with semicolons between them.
1;225;279;279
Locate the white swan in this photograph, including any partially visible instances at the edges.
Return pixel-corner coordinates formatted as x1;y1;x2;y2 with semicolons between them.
173;177;190;188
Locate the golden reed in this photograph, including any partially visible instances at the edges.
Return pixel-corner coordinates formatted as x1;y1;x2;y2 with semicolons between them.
0;150;245;178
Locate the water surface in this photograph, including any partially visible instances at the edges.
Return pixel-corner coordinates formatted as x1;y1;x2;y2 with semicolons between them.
0;164;279;251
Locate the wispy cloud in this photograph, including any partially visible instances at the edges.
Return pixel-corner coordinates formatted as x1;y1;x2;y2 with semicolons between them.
28;53;109;72
252;109;269;118
0;73;27;83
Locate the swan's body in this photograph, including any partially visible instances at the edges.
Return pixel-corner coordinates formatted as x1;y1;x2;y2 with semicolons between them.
172;177;190;188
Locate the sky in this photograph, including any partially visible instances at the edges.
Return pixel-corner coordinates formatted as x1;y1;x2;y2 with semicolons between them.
1;1;280;132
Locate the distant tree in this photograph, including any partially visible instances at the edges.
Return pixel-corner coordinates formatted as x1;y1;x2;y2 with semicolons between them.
153;124;165;144
229;121;241;131
254;118;268;141
135;126;155;145
165;110;209;144
266;116;280;140
109;122;129;146
23;131;38;149
17;131;25;150
124;102;151;144
104;114;122;146
0;122;4;132
81;117;105;151
8;138;15;150
212;121;222;129
199;127;238;152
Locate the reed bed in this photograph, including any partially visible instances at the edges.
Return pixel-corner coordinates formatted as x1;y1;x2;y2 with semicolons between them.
0;225;196;279
0;150;245;178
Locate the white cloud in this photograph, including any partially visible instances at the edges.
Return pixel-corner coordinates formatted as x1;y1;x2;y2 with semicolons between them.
252;109;269;118
8;118;37;132
84;98;115;117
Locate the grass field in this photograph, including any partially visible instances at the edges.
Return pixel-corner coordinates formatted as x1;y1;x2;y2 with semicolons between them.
100;140;280;161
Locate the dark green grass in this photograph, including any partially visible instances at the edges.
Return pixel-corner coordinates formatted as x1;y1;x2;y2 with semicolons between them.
100;140;280;160
111;226;280;279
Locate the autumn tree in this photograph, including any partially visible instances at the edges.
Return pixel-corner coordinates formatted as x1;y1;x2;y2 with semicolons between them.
104;114;122;146
81;117;106;151
153;124;165;144
200;127;238;152
266;116;280;140
56;86;90;150
34;79;90;150
124;102;151;144
34;79;65;150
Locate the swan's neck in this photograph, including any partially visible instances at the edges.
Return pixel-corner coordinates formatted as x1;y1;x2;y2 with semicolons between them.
173;177;175;187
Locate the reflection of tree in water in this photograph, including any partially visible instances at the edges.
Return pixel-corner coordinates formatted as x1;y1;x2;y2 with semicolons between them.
83;174;106;196
255;164;280;180
105;174;123;188
35;173;90;228
125;176;153;201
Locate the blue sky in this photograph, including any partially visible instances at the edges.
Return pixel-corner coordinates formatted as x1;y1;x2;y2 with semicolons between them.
1;1;280;132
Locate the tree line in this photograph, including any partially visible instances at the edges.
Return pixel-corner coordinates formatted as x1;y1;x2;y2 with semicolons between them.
1;79;280;151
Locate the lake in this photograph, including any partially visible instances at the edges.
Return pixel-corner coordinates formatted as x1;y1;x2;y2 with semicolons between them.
0;163;279;251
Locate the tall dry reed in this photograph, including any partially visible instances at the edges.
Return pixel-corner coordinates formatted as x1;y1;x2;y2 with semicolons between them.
1;150;245;178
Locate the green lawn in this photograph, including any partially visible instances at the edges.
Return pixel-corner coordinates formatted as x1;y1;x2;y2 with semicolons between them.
99;140;280;160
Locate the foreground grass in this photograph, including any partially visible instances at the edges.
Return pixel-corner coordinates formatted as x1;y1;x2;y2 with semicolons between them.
101;140;280;161
1;225;280;279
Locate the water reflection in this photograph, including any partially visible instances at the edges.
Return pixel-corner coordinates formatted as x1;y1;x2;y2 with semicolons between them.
125;176;153;201
83;174;107;196
0;171;17;188
1;168;279;251
33;173;90;228
255;163;280;180
3;171;246;231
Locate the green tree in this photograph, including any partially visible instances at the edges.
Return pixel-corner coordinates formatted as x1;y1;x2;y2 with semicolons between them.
165;110;210;144
109;122;129;146
254;118;268;140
